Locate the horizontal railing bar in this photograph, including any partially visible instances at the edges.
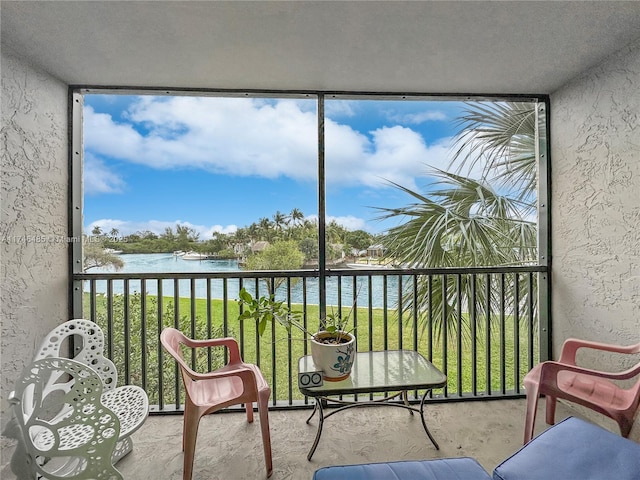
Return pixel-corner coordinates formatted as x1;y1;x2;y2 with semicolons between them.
75;265;546;281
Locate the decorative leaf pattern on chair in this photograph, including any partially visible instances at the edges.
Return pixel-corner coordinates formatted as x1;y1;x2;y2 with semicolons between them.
9;357;123;479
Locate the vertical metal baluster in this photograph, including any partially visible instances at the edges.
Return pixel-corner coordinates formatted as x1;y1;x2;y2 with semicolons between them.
107;279;114;360
428;275;433;363
368;274;375;401
412;275;418;352
383;275;388;351
141;278;147;391
352;276;358;403
303;277;309;406
456;274;463;397
470;274;477;397
528;272;535;371
485;273;491;396
174;278;180;410
368;275;374;352
157;279;164;411
397;275;403;350
514;273;521;394
90;279;97;322
238;278;245;360
500;273;506;395
270;277;277;406
207;278;213;371
287;277;293;405
336;276;342;330
303;277;308;355
254;278;260;366
222;278;229;366
442;274;448;398
190;278;197;368
123;279;130;384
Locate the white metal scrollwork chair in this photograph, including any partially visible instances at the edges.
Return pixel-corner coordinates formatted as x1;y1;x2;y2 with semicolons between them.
6;357;124;479
33;319;149;462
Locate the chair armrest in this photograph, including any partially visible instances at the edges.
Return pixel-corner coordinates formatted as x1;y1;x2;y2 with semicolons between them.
539;360;640;384
178;361;259;386
558;339;640;365
177;336;243;364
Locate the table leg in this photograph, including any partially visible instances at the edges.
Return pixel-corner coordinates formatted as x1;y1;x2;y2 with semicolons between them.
307;398;325;461
305;402;318;424
419;390;440;450
402;390;414;416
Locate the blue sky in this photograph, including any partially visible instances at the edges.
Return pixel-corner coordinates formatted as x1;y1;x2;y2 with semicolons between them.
83;94;469;239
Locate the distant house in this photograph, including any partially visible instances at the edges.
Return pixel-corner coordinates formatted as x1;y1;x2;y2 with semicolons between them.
251;241;270;253
367;244;386;258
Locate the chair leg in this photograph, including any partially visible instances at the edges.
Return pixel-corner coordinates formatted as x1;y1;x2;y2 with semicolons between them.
619;415;633;438
246;402;254;423
182;402;203;480
545;395;557;425
258;390;273;478
523;383;540;444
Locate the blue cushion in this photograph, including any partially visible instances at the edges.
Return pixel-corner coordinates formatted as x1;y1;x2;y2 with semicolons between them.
313;457;491;480
493;416;640;480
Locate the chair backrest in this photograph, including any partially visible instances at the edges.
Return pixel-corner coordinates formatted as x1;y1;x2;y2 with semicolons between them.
160;327;191;376
9;357;123;479
35;319;118;390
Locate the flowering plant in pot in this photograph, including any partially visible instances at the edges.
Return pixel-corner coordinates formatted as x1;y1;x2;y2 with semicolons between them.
237;288;355;381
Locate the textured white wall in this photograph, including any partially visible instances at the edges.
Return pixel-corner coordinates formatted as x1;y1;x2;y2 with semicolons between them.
550;37;640;435
1;51;69;437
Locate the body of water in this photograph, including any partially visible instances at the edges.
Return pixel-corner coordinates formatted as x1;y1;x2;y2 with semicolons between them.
88;253;404;308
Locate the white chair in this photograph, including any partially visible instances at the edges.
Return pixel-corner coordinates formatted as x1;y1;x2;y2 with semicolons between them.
34;319;149;462
7;357;125;479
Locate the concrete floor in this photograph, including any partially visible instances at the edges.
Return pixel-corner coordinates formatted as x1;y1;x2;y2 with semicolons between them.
0;398;615;480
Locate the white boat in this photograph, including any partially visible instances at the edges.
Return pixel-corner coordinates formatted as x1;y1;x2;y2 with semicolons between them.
104;248;123;254
173;250;186;257
345;262;391;270
181;251;209;260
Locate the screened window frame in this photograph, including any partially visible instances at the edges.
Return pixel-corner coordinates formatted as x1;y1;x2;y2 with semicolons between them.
69;87;550;357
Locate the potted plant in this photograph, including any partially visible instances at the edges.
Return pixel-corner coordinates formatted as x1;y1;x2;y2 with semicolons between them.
237;288;355;381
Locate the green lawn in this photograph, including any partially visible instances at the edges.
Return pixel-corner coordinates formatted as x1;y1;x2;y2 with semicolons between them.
85;293;538;406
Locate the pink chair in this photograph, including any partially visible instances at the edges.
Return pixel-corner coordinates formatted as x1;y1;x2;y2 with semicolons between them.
160;328;273;479
523;338;640;444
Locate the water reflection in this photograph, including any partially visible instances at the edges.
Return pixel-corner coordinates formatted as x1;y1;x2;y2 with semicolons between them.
88;253;404;308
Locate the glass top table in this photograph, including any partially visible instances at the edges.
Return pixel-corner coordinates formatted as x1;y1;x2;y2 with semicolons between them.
298;350;446;460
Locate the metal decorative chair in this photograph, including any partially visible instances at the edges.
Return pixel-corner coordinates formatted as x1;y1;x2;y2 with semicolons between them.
160;327;273;480
6;357;124;479
523;338;640;443
33;319;149;462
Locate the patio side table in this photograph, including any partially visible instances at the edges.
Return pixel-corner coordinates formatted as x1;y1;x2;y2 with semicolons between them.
298;350;447;460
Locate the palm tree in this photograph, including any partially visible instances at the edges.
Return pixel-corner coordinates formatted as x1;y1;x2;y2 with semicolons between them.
289;208;304;226
258;217;273;241
377;101;538;339
272;211;287;234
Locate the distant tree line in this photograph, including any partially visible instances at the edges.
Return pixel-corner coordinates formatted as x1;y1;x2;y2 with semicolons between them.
89;209;378;266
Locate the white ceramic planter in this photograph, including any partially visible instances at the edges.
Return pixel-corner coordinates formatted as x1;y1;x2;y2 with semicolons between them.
310;331;355;381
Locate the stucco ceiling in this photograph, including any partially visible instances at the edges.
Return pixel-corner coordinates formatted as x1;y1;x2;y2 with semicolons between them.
2;1;640;95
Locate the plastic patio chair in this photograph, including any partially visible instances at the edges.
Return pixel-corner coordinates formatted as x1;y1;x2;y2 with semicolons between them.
523;338;640;443
33;319;149;462
6;357;124;479
160;327;273;480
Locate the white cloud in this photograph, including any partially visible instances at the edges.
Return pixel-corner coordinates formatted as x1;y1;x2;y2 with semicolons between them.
328;215;367;231
84;154;125;194
388;110;447;124
305;214;368;232
87;219;237;239
84;97;455;192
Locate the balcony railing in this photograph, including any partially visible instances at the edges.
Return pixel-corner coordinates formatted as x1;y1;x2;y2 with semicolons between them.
74;265;547;413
